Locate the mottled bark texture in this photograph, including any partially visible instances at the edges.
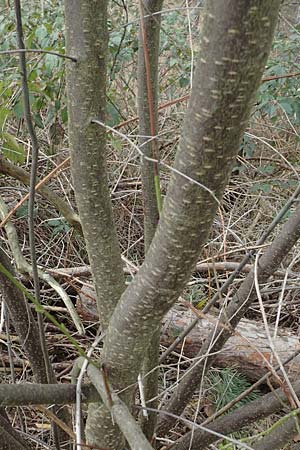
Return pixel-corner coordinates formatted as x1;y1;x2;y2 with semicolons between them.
0;247;49;384
137;0;163;439
103;0;281;394
64;0;125;331
64;2;126;447
0;383;99;407
157;201;300;436
96;1;279;448
64;1;281;448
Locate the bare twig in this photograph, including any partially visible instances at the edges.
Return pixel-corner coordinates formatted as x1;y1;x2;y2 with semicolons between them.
14;0;54;385
0;156;76;229
0;48;76;61
0;196;84;334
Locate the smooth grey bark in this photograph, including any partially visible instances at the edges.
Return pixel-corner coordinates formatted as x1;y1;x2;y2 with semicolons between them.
83;1;281;449
157;201;300;435
137;0;163;439
64;0;125;331
0;247;49;384
0;383;99;407
103;0;281;384
75;358;155;450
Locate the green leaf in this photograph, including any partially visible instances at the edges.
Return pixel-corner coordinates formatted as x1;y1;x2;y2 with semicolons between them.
179;77;189;88
13;100;24;119
111;137;122;152
250;182;272;194
15;202;29;219
44;53;57;76
15;201;38;219
0;107;10;129
1;132;25;164
47;218;70;235
45;107;55;126
106;102;121;126
34;113;44;128
279;97;294;116
208;368;260;412
259;164;275;175
55;99;61;111
47;219;62;227
35;25;48;43
60;106;68;124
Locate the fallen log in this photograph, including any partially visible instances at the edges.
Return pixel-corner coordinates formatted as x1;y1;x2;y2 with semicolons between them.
77;286;300;382
162;306;300;382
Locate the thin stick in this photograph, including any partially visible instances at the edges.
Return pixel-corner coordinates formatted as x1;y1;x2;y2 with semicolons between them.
0;48;76;61
13;4;60;447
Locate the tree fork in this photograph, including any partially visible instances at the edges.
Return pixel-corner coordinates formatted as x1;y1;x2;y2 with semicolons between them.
103;0;281;404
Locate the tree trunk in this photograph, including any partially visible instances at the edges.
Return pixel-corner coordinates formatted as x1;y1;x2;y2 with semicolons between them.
64;0;281;448
137;0;164;439
64;2;127;447
77;291;300;382
64;0;125;332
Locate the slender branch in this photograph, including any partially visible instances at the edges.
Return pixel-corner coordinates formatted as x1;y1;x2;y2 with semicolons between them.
0;258;90;361
14;0;54;385
0;48;76;61
0;155;81;232
0;383;99;406
92;119;221;204
138;0;163;216
74;358;155;450
0;411;32;450
0;247;49;383
252;412;300;450
137;0;164;439
0;196;84;334
140;406;256;450
201;349;300;426
36;405;76;439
